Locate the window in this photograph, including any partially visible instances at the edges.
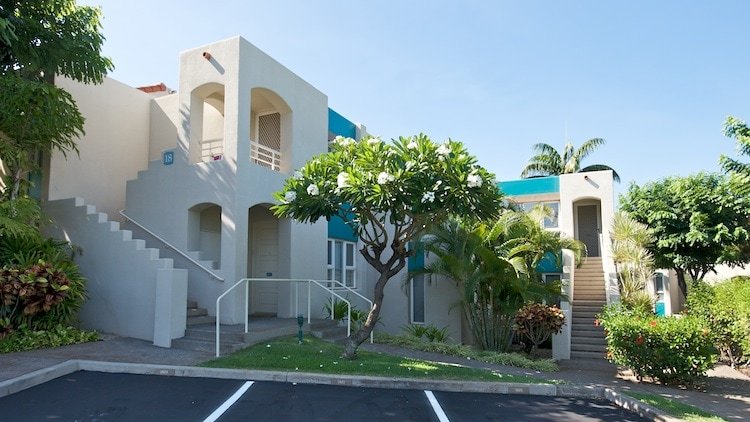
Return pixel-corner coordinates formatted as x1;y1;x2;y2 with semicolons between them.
327;239;356;288
410;275;426;324
543;273;561;284
519;201;560;229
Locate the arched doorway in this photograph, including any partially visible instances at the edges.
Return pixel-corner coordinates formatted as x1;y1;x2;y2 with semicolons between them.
190;83;225;163
187;203;222;267
248;204;279;315
574;199;602;257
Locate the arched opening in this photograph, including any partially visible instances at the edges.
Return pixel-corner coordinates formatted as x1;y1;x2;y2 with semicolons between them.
190;83;225;163
187;203;222;268
573;198;602;257
249;87;291;172
247;204;280;315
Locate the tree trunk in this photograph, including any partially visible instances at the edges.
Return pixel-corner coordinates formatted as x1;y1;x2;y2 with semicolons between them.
343;270;390;359
675;267;687;301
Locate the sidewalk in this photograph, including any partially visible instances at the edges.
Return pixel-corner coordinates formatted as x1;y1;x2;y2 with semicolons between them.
2;335;748;421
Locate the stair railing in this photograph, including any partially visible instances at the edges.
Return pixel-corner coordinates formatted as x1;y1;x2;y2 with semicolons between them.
119;210;223;281
215;278;374;357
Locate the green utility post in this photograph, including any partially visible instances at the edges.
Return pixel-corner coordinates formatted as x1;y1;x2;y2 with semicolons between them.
297;314;304;344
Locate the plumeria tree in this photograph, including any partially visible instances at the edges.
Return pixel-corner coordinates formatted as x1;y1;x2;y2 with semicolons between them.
273;134;503;358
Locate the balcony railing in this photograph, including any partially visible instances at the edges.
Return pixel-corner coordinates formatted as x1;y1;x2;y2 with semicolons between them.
250;139;281;171
200;138;224;162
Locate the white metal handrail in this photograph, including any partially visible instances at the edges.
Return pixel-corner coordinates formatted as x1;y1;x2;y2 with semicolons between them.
215;278;374;357
119;210;224;281
321;279;374;344
250;139;281;171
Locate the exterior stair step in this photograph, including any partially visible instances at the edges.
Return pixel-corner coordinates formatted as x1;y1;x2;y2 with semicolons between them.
571;336;607;346
571;350;607;359
571;343;607;353
187;315;216;326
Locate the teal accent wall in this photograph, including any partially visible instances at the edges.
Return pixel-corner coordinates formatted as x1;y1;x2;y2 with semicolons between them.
328;108;356;138
538;251;562;273
498;176;560;196
328;215;357;242
408;241;425;271
327;109;358;240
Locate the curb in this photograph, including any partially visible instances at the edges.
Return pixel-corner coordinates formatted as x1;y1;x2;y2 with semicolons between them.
0;360;671;420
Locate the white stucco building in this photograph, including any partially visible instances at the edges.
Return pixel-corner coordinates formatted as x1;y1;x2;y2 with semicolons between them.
33;36;626;359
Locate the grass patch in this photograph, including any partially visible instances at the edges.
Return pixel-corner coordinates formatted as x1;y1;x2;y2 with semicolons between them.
624;391;726;422
375;332;558;372
202;336;552;384
0;325;99;353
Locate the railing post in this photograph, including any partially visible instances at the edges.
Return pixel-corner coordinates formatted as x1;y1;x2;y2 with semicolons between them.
215;299;221;358
244;280;249;334
307;281;311;325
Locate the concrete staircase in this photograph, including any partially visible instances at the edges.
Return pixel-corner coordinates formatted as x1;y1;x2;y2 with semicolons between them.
172;302;304;355
309;319;348;344
44;198;187;347
571;257;608;359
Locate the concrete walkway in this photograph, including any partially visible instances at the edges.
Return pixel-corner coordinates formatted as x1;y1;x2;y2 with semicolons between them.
1;335;748;421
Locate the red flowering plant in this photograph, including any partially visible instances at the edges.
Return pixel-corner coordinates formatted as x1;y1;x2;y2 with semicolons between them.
513;303;566;357
597;304;717;385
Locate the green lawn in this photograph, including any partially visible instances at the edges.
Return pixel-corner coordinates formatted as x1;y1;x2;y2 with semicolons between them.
202;336;551;384
624;392;726;422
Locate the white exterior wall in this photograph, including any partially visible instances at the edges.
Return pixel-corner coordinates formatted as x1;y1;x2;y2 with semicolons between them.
123;37;329;323
559;171;617;302
48;77;151;218
148;94;179;161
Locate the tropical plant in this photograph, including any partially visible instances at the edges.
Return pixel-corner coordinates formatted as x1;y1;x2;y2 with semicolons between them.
273;134;502;359
0;0;113;199
419;212;580;352
513;303;565;357
402;323;449;342
610;212;655;313
322;297;350;321
520;138;620;182
619;173;750;299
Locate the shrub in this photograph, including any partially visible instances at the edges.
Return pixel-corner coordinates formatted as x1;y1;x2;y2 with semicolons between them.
323;297;352;320
374;332;558;372
686;278;750;367
513;303;565;356
0;325;99;353
598;304;717;385
0;260;81;336
401;323;449;342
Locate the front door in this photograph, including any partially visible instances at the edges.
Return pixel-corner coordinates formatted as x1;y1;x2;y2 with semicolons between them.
577;205;600;257
250;221;278;315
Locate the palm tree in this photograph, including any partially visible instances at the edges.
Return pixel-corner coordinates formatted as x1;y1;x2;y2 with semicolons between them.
610;212;655;313
417;211;581;351
520;138;620;182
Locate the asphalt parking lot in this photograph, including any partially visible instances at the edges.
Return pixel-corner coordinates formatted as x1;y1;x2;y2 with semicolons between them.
0;371;647;421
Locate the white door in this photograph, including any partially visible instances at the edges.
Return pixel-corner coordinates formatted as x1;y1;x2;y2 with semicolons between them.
251;221;278;315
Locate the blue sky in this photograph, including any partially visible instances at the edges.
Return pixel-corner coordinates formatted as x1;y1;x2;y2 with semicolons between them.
78;0;749;199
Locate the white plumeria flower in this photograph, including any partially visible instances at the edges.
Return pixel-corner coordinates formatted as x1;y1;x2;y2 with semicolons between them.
422;191;436;203
377;172;394;184
306;184;320;196
436;143;450;157
337;172;350;189
337;136;355;146
367;137;381;145
293;170;304;180
467;173;483;188
407;139;418;149
284;191;297;203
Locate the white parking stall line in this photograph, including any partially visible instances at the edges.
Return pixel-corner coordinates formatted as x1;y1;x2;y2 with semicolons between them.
203;381;254;422
424;390;450;422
